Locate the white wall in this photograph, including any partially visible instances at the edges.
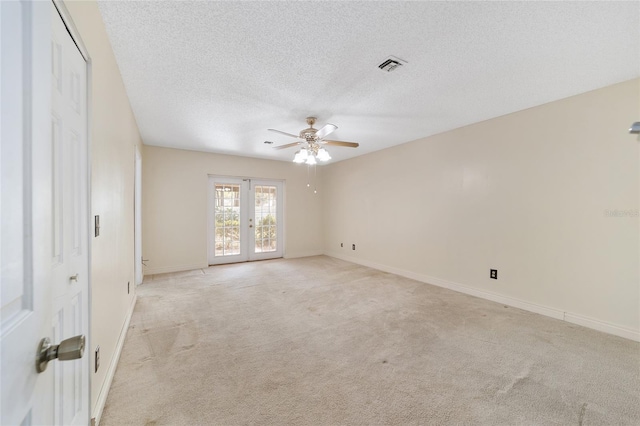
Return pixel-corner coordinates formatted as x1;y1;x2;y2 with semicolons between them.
323;79;640;339
142;146;324;274
65;0;141;419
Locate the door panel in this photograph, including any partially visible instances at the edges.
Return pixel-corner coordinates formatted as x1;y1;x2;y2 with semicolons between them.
215;183;242;257
253;185;278;253
209;178;246;264
249;181;284;261
1;0;29;327
1;2;53;425
208;177;284;265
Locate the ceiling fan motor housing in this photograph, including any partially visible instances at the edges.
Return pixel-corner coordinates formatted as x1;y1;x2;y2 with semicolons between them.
300;128;317;140
301;117;318;140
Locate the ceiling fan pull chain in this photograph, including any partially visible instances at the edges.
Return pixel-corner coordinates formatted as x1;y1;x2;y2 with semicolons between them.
314;164;318;194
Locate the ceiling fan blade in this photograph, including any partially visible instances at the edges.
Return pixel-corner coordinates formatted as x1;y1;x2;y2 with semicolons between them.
273;142;302;150
268;129;300;139
314;123;337;139
323;140;359;148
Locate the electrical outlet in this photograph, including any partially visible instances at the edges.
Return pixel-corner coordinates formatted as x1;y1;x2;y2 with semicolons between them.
340;243;343;248
352;244;356;250
490;269;498;279
127;281;130;294
95;346;100;373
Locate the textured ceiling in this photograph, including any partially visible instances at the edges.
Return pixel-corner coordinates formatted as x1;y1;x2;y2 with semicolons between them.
98;1;640;163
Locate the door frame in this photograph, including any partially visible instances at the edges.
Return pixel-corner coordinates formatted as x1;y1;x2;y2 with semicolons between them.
207;175;285;265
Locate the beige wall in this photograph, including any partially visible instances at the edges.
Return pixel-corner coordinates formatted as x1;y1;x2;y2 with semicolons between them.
65;0;141;418
142;147;324;274
323;79;640;337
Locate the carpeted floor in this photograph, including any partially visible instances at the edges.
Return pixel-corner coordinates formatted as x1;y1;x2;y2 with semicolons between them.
101;256;640;425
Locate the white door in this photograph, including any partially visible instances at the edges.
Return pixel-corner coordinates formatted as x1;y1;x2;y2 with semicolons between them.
50;4;90;424
208;177;284;265
1;2;90;425
134;147;142;285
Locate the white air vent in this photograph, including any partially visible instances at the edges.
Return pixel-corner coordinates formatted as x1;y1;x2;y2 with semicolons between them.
378;55;407;72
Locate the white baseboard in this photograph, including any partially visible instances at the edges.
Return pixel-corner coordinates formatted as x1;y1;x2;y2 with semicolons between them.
92;294;138;426
143;262;206;276
564;312;640;342
284;250;324;259
143;253;326;276
325;251;640;342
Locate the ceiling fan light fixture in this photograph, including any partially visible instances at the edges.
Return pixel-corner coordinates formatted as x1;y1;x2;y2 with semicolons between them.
305;154;317;165
317;148;331;162
293;149;307;163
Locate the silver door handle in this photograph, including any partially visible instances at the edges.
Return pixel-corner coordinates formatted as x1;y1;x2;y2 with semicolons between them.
36;335;85;373
69;274;79;281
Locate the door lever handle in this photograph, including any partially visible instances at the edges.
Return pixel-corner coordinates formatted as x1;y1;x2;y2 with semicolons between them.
36;335;85;373
69;274;79;281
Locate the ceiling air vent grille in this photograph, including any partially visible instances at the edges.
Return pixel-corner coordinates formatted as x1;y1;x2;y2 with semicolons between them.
378;56;407;72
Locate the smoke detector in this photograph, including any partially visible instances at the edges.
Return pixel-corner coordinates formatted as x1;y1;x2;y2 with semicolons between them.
378;55;407;72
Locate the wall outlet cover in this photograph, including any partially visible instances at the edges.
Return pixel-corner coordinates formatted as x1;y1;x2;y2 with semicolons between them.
94;215;100;237
490;269;498;279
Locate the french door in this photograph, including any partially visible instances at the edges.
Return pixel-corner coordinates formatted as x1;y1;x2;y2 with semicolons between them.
208;177;284;265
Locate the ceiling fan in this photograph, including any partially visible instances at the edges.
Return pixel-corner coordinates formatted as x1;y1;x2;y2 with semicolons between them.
268;117;359;164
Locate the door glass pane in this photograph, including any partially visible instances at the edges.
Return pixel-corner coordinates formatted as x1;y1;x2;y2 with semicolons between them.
254;185;277;253
214;184;241;256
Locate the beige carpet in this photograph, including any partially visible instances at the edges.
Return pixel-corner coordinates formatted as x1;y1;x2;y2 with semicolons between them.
101;256;640;425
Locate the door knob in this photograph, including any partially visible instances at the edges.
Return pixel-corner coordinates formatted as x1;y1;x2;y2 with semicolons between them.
36;335;85;373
